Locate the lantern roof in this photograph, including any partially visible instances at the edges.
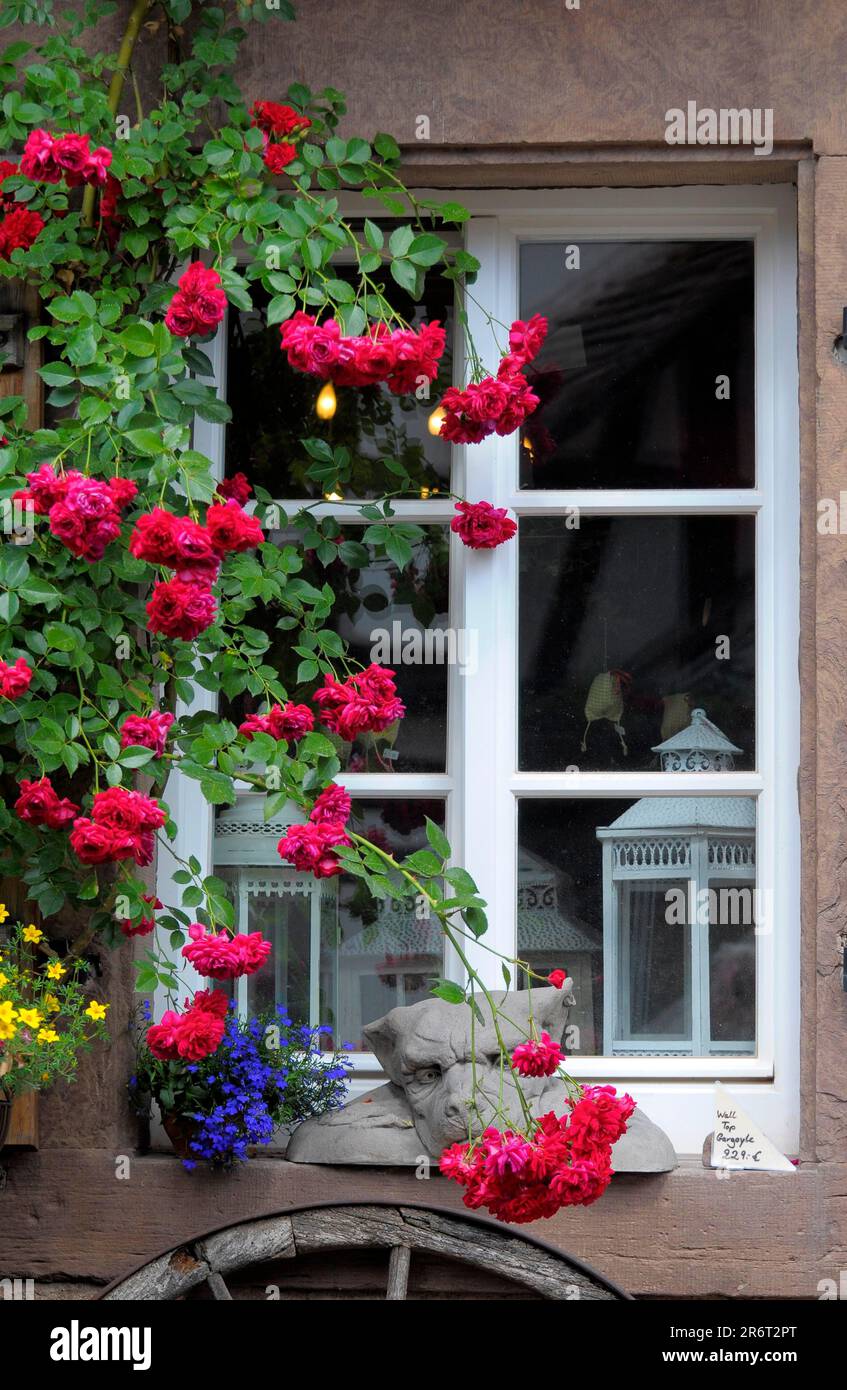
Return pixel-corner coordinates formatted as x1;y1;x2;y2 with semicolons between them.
652;707;742;756
599;795;755;835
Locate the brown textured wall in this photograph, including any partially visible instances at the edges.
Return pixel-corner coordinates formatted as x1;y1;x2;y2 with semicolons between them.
234;0;843;152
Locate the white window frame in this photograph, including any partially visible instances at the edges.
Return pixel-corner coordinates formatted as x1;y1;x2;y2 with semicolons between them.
158;186;800;1149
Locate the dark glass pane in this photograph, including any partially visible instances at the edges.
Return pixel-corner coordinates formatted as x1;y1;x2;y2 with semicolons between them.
225;526;449;772
708;879;756;1046
518;241;755;489
225;270;453;498
518;799;757;1058
519;515;755;771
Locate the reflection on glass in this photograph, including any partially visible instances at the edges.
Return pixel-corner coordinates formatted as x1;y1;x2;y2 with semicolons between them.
230;527;450;772
518;240;755;489
519;515;755;771
518;798;757;1058
225;269;453;498
216;798;445;1053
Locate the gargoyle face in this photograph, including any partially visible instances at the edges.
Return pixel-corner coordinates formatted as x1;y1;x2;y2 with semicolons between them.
363;985;573;1152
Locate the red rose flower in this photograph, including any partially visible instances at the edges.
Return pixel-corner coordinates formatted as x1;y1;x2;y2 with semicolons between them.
146;578;217;640
439;362;540;445
279;314;446;395
0;206;45;259
439;1087;634;1224
89;786;166;834
119;710;175;758
53;132;92;177
511;1031;563;1078
239;700;314;742
106;476;138;510
129;508;180;565
14;776;79;829
277;819;351;878
547;969;568;989
264;143;297;174
0;657;33;699
205;499;264;553
69;819;137;865
450;500;517;550
216;473;252;505
249;101;311;137
267;701;314;741
309;783;351;825
508;314;548;364
19;463;69;515
181;923;271;980
165;262;227;338
19;129;62;183
146;990;228;1062
70;786;165;867
314;664;405;742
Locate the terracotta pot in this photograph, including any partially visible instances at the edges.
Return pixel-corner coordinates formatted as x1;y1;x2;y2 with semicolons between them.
161;1111;198;1160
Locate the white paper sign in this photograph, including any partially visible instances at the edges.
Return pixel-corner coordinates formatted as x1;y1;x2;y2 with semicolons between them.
711;1083;795;1173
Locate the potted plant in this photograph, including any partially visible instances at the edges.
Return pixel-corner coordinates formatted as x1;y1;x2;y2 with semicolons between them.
0;912;110;1147
130;999;348;1170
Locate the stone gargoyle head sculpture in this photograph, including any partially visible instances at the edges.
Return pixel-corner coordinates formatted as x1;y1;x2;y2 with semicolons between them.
362;984;574;1152
286;985;676;1172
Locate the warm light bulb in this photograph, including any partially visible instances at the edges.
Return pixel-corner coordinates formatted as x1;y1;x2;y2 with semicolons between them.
324;488;344;502
419;486;431;500
427;404;446;437
316;382;337;420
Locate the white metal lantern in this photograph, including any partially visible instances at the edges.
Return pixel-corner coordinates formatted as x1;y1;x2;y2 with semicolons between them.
214;794;339;1027
596;711;756;1058
652;706;742;772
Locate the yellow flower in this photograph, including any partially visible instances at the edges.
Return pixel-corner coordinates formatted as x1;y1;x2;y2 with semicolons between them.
36;1028;59;1044
17;1007;43;1029
0;972;8;989
0;999;17;1041
23;924;43;943
44;994;60;1013
85;1000;109;1022
0;903;9;924
46;961;65;981
41;1071;50;1081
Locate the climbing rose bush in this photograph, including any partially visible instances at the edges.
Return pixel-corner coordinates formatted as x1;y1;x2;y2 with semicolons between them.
0;0;631;1213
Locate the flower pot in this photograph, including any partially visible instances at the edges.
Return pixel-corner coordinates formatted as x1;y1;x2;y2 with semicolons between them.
161;1111;198;1160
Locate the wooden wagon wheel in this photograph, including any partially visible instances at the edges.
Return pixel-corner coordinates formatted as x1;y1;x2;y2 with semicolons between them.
100;1200;631;1301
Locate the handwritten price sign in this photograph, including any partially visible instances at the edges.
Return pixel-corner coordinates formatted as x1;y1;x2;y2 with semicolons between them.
711;1083;795;1173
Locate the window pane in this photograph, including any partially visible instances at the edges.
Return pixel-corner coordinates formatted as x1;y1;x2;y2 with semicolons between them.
618;881;691;1043
708;878;756;1048
518;241;754;489
227;525;450;772
216;798;445;1052
517;798;757;1058
519;515;755;771
225;270;453;499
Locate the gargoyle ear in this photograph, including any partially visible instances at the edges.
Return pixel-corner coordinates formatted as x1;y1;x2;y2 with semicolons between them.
533;982;574;1037
362;1011;404;1085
